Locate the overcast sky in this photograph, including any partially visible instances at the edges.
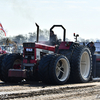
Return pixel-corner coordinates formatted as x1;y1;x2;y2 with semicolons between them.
0;0;100;41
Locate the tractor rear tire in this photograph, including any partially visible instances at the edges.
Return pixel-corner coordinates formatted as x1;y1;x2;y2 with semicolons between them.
70;46;92;83
49;54;70;84
38;54;70;85
38;54;54;84
1;53;22;83
58;50;72;62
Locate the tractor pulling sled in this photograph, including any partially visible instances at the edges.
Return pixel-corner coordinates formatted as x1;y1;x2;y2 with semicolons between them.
0;24;100;85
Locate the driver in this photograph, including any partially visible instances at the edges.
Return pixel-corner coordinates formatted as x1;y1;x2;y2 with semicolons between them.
50;30;58;45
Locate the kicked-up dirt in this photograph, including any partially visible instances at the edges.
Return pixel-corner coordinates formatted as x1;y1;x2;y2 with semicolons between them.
0;80;100;100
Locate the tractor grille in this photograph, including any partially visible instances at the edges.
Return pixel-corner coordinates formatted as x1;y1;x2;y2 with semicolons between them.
23;43;35;47
24;48;34;56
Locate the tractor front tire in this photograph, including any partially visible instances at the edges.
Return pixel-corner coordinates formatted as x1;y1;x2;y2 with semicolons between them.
1;53;22;83
0;54;7;79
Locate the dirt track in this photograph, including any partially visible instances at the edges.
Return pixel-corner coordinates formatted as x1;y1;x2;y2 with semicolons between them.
0;81;100;100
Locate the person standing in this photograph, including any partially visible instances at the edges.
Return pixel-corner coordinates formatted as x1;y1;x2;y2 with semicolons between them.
87;41;96;55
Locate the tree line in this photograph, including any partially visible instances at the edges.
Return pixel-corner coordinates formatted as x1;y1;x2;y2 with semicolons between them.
0;29;99;45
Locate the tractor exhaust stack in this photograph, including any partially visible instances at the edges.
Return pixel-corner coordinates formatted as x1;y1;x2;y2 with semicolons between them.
35;23;39;43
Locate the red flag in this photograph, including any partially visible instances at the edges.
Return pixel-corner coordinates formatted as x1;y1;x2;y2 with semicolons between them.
0;23;3;28
0;23;6;36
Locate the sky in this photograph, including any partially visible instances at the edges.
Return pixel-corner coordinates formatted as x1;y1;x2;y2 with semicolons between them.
0;0;100;41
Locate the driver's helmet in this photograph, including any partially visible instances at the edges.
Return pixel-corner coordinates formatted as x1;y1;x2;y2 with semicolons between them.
50;30;54;36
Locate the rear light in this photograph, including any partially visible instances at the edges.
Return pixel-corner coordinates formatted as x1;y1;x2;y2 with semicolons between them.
73;33;75;36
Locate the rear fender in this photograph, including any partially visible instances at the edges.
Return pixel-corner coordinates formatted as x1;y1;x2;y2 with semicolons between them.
58;42;73;50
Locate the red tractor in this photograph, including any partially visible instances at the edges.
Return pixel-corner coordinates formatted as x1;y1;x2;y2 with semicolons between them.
0;24;100;84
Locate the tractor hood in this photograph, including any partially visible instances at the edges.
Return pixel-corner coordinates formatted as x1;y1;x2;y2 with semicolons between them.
23;42;55;51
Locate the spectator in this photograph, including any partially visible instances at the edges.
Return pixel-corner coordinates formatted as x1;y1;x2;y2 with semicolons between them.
87;41;96;55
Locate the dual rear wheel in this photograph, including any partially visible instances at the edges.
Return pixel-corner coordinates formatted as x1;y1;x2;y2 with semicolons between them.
39;46;92;84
